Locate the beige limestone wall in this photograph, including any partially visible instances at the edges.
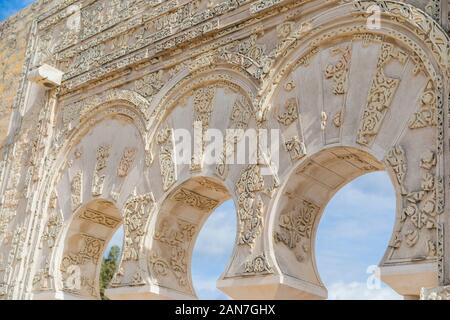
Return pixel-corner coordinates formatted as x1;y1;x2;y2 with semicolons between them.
0;0;55;148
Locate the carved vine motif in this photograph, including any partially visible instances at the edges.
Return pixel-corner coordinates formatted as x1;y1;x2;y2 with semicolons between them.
235;165;265;247
171;188;219;212
324;45;352;95
196;178;228;194
218;34;271;80
356;43;407;146
71;171;83;210
244;253;273;274
157;127;177;191
216;96;252;178
92;145;111;197
385;145;408;195
60;234;106;298
191;87;215;171
333;110;343;127
230;96;252;130
117;148;137;178
408;79;438;129
276;98;299;126
284;136;306;161
134;70;164;99
387;149;443;256
274;199;319;262
40;214;63;249
421;285;450;300
122;193;154;262
150;219;196;289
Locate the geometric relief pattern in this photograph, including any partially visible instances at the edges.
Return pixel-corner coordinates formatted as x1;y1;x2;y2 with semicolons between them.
1;0;450;301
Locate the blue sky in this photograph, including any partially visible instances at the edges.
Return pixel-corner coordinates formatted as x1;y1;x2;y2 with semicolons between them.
1;1;401;300
0;0;33;21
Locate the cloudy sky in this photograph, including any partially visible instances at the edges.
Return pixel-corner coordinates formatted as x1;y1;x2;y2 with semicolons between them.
1;0;401;300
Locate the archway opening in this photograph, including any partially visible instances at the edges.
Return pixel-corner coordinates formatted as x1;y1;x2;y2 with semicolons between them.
315;171;400;299
100;225;124;299
59;200;123;300
191;200;237;299
272;146;403;299
148;176;233;299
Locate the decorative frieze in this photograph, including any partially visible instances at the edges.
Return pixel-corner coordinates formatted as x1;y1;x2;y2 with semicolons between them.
171;188;219;212
79;209;121;229
150;219;197;289
284;136;306;161
191;87;215;171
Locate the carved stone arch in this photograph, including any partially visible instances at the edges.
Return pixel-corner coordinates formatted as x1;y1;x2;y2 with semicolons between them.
144;68;260;186
106;174;233;300
147;67;260;132
216;2;449;300
105;69;266;299
52;199;123;300
256;0;450;118
30;91;153;299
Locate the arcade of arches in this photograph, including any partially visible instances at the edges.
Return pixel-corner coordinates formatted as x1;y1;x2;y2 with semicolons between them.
1;0;450;300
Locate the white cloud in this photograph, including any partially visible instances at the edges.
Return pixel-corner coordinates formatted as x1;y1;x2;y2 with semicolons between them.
328;281;402;300
193;206;236;256
194;276;230;300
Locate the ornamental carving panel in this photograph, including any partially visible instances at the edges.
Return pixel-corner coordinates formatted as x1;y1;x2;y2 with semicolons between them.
157;127;177;192
274;199;319;262
356;43;406;146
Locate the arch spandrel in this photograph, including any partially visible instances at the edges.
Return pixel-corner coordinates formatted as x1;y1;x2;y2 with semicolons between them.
31;106;152;299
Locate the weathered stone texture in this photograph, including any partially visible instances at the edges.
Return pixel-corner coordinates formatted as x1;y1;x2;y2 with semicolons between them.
0;0;55;148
